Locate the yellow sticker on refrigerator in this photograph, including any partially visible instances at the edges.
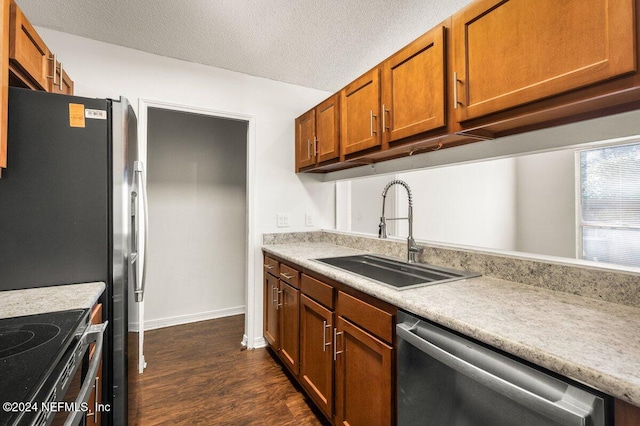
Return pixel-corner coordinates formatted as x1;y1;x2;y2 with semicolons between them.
69;103;85;128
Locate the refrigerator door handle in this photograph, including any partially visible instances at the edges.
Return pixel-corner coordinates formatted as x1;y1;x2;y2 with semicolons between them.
133;160;148;303
130;190;139;265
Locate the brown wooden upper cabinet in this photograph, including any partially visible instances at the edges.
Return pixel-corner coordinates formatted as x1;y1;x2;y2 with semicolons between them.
48;58;74;95
381;25;446;145
295;0;640;173
340;68;381;156
8;0;74;94
452;0;637;123
2;0;74;173
295;108;315;170
295;93;340;172
9;0;50;90
315;95;340;163
0;0;9;171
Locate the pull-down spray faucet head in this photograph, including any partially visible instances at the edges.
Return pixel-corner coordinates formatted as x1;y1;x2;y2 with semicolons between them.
378;179;423;263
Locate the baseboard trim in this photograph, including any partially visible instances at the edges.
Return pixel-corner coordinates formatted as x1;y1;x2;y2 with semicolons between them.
129;305;246;331
252;336;267;349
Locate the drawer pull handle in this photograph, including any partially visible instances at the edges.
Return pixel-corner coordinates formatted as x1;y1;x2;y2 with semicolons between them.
264;264;274;270
280;272;294;280
86;377;99;418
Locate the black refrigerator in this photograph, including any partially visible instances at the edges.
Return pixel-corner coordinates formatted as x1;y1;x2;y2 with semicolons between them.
0;87;146;425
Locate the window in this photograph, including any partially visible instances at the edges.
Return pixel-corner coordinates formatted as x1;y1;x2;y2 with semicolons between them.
578;142;640;267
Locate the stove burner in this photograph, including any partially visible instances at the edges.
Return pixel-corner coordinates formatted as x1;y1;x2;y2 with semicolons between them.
0;323;61;360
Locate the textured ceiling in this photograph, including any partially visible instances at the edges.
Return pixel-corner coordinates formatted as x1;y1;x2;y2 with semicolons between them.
18;0;472;92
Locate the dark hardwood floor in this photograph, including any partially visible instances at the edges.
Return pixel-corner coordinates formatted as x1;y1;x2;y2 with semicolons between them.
128;314;331;425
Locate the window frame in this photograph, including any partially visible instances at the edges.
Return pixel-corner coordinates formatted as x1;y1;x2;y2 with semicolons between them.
575;138;640;266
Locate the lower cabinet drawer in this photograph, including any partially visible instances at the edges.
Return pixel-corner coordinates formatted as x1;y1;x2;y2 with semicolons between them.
337;291;394;344
301;274;334;309
280;264;300;288
264;255;279;276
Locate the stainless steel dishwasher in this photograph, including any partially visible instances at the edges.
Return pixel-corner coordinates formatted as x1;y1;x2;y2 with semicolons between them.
397;310;610;426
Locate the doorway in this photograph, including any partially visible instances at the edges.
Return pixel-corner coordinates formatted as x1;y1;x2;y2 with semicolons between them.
138;100;254;340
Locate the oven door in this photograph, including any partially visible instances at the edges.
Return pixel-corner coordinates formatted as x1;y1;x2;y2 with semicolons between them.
32;322;107;426
396;311;608;426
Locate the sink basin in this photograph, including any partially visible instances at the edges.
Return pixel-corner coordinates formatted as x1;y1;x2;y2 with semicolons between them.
314;254;480;290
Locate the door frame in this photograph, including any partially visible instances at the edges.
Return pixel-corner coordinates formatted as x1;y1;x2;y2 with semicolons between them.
137;98;258;347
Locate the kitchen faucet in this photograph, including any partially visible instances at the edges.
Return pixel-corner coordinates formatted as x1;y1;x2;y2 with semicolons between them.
379;179;424;263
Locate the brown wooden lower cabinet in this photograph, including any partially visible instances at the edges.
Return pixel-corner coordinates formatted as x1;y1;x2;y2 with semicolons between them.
279;281;300;374
615;399;640;426
334;316;393;426
300;294;334;419
264;254;639;425
263;271;278;347
263;255;397;425
262;256;301;376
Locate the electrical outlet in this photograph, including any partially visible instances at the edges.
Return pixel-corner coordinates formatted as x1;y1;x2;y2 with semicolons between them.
305;213;314;227
277;213;290;228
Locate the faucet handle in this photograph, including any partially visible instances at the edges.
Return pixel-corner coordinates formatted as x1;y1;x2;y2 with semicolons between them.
407;238;424;263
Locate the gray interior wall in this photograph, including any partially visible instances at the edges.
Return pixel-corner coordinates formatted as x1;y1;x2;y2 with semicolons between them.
146;108;247;328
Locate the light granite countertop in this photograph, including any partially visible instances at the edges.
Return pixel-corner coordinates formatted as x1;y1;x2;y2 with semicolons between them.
0;282;105;319
263;242;640;407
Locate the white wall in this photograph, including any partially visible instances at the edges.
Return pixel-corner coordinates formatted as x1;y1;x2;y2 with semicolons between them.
145;108;247;328
37;28;334;346
338;151;579;257
395;159;518;250
350;175;397;235
515;150;576;257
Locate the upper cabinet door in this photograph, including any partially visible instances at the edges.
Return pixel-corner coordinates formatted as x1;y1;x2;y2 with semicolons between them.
295;108;316;171
382;25;446;144
48;60;74;95
340;68;381;156
9;0;50;90
315;94;340;163
452;0;637;122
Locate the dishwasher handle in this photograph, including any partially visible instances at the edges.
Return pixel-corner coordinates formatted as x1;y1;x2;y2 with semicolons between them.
397;321;600;426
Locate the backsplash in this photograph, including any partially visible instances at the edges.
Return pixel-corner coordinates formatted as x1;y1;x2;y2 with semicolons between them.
263;230;640;308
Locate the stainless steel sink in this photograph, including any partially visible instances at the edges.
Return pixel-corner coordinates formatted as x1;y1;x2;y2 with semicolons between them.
314;254;480;290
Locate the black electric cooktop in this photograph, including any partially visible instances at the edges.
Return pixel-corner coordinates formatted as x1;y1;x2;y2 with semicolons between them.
0;309;88;426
